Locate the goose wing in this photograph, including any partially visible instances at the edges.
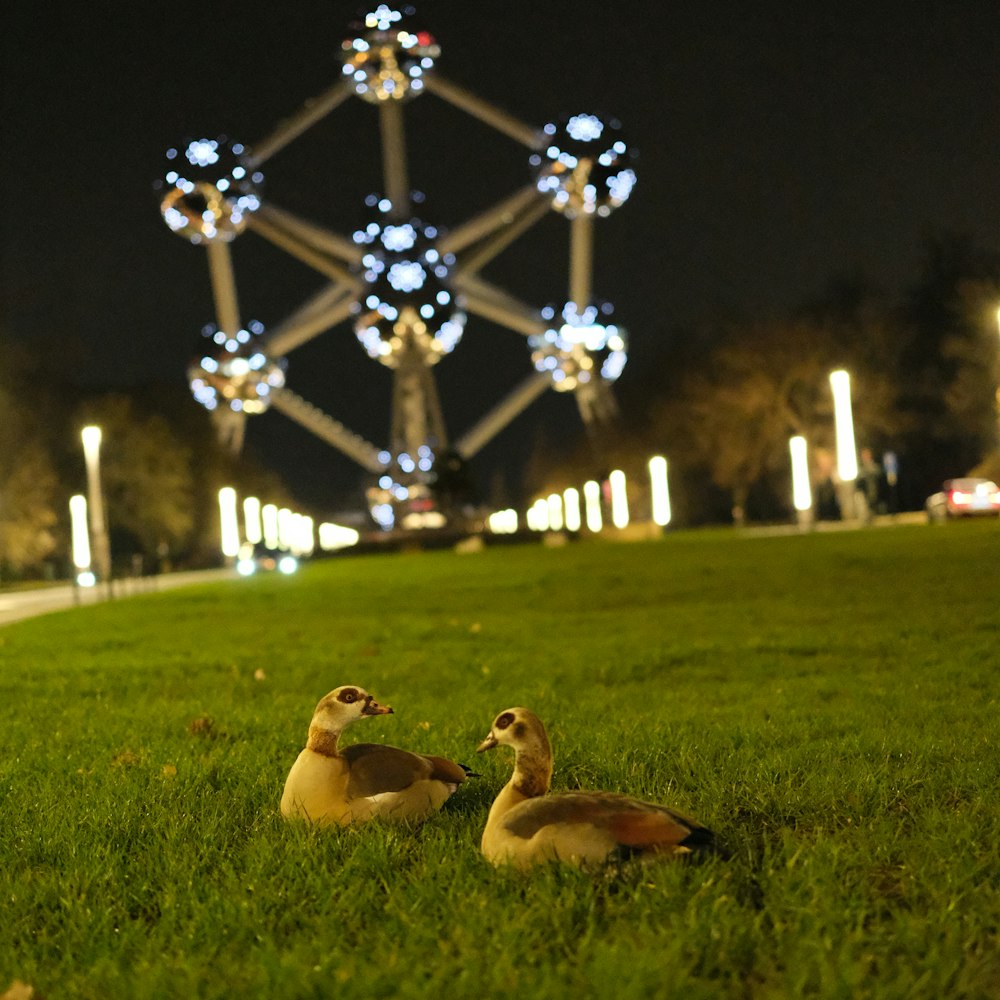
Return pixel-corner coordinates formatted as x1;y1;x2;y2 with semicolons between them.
341;743;468;798
503;791;714;854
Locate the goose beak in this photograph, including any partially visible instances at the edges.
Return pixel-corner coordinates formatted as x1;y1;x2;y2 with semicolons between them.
362;697;393;716
476;732;498;753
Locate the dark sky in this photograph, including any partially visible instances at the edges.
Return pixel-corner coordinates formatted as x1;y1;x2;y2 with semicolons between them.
3;3;999;511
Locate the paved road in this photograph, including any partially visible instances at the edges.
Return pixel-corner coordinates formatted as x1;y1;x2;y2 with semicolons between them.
0;569;237;627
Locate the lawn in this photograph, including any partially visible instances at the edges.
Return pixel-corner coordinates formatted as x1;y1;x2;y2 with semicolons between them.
1;522;998;999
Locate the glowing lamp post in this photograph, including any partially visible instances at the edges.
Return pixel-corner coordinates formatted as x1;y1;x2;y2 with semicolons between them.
218;487;241;559
829;369;859;520
563;487;581;532
609;470;629;529
81;426;111;586
583;480;603;532
69;494;96;588
546;493;564;532
648;455;671;527
789;436;813;528
243;496;263;545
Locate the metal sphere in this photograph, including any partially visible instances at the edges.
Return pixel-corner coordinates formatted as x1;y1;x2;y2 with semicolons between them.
531;113;637;219
188;321;285;414
156;138;263;244
340;5;439;103
351;206;465;367
529;301;628;392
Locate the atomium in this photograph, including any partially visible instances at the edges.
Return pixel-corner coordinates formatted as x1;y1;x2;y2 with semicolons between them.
156;4;637;532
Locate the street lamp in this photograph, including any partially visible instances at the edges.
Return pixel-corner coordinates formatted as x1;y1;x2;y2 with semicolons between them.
81;426;111;586
829;370;858;520
789;436;813;528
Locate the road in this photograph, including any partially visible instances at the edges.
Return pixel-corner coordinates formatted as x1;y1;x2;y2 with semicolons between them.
0;569;237;627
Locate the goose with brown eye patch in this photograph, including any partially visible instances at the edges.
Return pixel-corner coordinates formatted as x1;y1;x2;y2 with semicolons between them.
475;707;723;870
280;685;474;826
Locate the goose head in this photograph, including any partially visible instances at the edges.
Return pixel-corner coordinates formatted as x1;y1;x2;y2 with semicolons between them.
310;685;393;735
477;707;550;757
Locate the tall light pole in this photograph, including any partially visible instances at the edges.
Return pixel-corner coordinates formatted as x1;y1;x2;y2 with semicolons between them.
829;370;858;520
81;426;112;588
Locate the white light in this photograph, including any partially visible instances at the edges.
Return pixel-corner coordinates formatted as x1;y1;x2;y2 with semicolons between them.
278;556;299;575
648;455;671;526
262;503;280;550
829;370;858;482
488;509;518;534
69;494;91;570
789;436;812;512
563;488;581;532
243;496;262;545
566;114;604;142
583;480;603;532
277;508;293;551
319;523;360;551
609;470;629;529
76;571;97;588
218;487;240;558
236;558;256;577
81;425;102;459
527;498;550;532
547;493;564;531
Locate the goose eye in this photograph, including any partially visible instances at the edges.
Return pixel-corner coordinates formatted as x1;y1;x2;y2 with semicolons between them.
495;712;514;730
340;690;357;704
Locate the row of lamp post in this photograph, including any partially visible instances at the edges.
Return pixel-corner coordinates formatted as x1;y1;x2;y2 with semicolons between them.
492;368;863;536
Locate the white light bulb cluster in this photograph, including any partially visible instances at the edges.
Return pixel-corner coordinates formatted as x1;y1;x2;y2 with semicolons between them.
529;300;628;391
351;203;465;366
530;114;637;219
189;320;285;414
341;6;439;103
156;138;263;243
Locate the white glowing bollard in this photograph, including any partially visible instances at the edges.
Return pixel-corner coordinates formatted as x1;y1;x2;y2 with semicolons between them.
319;522;361;550
648;455;671;527
609;470;629;529
562;488;581;532
583;479;603;532
829;370;858;482
243;496;263;545
278;508;294;550
262;503;280;549
487;509;518;534
547;493;564;531
69;494;94;585
528;498;550;532
218;487;241;558
789;436;812;513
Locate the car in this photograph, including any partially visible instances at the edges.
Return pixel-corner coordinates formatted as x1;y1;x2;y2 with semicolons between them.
925;478;1000;522
236;543;299;576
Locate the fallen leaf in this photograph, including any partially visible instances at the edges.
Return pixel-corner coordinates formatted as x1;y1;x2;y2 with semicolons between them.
162;764;177;778
2;980;38;1000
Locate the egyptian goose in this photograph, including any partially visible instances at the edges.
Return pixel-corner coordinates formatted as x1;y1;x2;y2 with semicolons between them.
476;707;720;869
280;685;471;825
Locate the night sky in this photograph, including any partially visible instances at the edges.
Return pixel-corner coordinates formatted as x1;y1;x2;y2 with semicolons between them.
3;3;999;511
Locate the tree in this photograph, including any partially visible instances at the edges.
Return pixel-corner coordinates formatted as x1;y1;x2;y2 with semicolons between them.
0;386;59;575
76;394;196;564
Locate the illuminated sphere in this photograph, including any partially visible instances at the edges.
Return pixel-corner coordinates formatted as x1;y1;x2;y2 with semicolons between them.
156;138;263;244
531;113;636;219
529;301;628;392
340;5;439;103
188;321;285;414
351;203;465;367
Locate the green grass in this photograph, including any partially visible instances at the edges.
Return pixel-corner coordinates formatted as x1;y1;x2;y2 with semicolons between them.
1;523;999;999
